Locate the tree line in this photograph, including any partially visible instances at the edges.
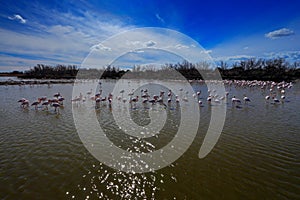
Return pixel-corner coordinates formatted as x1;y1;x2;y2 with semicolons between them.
19;58;300;81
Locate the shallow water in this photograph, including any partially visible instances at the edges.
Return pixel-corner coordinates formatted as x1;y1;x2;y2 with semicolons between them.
0;80;300;199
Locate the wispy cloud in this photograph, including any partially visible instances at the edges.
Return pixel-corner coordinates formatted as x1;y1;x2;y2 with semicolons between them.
264;50;300;61
214;55;254;63
0;5;133;71
8;14;26;24
265;28;295;39
155;13;165;23
174;44;189;49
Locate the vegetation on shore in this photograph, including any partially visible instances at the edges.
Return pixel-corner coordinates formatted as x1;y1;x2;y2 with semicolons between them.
13;58;300;82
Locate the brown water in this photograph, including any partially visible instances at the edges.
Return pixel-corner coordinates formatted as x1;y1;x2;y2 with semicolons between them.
1;80;300;199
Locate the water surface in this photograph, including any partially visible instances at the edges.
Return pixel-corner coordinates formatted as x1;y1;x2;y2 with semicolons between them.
1;80;299;199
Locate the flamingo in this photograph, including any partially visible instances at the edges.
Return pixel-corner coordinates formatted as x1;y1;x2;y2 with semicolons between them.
141;93;149;98
182;96;188;102
116;96;122;101
18;98;27;107
58;96;65;105
243;95;251;104
42;100;51;110
148;98;156;104
231;96;241;105
214;98;221;104
101;96;107;102
207;96;212;103
53;92;60;98
157;97;164;103
128;89;134;96
167;90;172;97
142;98;148;103
21;99;30;108
18;98;26;103
130;96;139;103
39;96;47;102
95;97;101;103
265;95;271;103
31;98;42;110
272;97;280;104
108;93;113;103
198;100;203;106
52;102;60;113
281;95;285;102
87;89;92;96
175;95;180;103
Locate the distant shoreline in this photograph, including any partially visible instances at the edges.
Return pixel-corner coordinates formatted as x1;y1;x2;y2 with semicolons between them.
1;77;298;86
0;78;75;85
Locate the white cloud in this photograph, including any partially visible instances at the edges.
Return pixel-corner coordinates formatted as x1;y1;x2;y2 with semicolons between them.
200;50;212;54
144;40;156;47
0;6;134;71
8;14;26;24
265;28;295;39
155;13;165;23
174;44;189;49
91;44;112;51
214;55;254;63
264;51;300;61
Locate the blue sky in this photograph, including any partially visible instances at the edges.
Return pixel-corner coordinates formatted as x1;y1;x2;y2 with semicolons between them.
0;0;300;71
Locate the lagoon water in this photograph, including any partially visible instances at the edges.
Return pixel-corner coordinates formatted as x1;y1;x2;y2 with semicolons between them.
1;80;300;199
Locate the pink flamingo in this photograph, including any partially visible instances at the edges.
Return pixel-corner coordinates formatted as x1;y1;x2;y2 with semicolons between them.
52;102;60;113
31;98;42;110
21;99;30;108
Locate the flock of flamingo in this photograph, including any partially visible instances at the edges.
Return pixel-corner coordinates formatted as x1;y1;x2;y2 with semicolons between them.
18;92;65;113
17;80;293;113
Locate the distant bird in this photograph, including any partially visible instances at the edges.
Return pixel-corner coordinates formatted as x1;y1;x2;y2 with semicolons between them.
231;96;241;104
53;93;60;98
281;95;285;103
182;96;188;102
142;98;148;103
175;95;180;103
52;102;60;113
198;100;203;106
207;96;212;103
31;98;42;110
167;90;172;97
214;98;221;104
18;98;26;103
243;95;251;104
58;96;65;105
130;96;139;103
87;89;92;96
272;97;280;104
21;99;30;108
95;97;101;103
42;100;51;110
157;97;164;103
